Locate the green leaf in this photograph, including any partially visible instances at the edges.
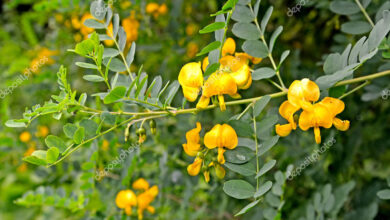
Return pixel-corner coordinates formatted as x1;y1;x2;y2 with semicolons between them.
79;119;98;139
104;86;127;104
235;199;261;216
222;0;239;11
252;67;276;80
75;39;94;57
46;147;60;164
259;136;279;156
83;75;105;82
199;22;226;34
341;21;371;35
103;48;119;58
118;27;127;52
103;57;127;72
279;50;290;67
253;95;271;117
5;120;26;127
255;160;276;178
323;53;342;74
254;181;273;198
232;5;254;23
45;135;67;153
76;62;98;70
126;42;136;65
23;151;48;166
224;147;254;164
204;63;220;76
84;18;105;29
269;26;283;53
229;120;253;137
261;6;273;33
82;162;94;170
377;189;390;200
330;1;360;15
196;41;222;56
164;81;180;105
223;180;255;199
242;40;268;58
224;161;256;176
63;123;78;139
232;23;260;40
73;127;85;144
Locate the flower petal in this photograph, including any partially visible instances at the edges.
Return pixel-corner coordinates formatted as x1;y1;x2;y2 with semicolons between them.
333;118;350;131
221;124;238;149
187;157;203;176
217;147;226;164
132;178;150;191
222;37;236;56
275;124;293;137
279;101;300;129
204;124;221;149
314;127;321;144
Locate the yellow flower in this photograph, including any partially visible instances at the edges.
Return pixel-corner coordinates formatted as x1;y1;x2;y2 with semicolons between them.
136;185;158;220
186;42;199;58
202;56;209;72
36;125;49;138
215;163;226;179
222;37;236;56
122;13;140;43
196;72;238;111
185;23;198;36
287;78;320;111
187;157;202;176
275;101;300;137
19;131;31;143
319;97;350;131
182;122;202;156
203;170;210;183
158;3;168;15
146;3;160;14
204;124;238;164
178;62;203;102
299;102;333;144
132;178;150;191
71;15;81;29
24;145;36;157
220;55;252;90
102;139;110;151
116;190;137;215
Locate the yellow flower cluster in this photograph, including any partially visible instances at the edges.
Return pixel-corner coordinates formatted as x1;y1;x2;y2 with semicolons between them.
179;38;262;111
69;13;95;41
29;48;58;74
183;123;238;182
275;79;350;144
146;2;168;18
115;178;158;219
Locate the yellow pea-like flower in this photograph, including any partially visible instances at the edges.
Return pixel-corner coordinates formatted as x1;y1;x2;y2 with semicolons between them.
196;72;238;111
136;185;158;220
182;122;202;156
187;157;203;176
178;62;203;102
299;103;333;144
318;97;350;131
275;100;300;137
220;55;252;90
36;125;49;138
288;78;320;111
80;13;94;39
222;37;236;56
115;190;137;215
132;178;150;191
202;56;209;72
204;124;238;164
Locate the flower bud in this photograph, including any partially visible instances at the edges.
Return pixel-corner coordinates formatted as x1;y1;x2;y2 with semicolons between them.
149;119;156;135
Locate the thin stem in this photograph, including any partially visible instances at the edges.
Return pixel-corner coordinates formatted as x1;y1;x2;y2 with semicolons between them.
108;29;135;81
252;105;259;190
334;70;390;86
267;79;285;91
93;57;111;90
339;81;370;99
248;4;286;89
354;0;374;27
236;103;253;120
